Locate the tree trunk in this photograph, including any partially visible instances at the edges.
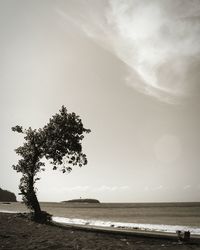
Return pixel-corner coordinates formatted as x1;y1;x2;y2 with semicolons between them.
31;190;42;217
29;174;42;220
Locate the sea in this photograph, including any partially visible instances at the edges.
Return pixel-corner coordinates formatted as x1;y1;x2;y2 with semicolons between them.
1;202;200;235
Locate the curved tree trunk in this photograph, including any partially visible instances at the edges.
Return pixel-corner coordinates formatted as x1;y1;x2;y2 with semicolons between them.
28;144;43;220
31;190;42;217
29;174;42;220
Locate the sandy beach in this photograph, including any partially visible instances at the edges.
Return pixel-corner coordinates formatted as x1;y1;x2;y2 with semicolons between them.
0;213;200;250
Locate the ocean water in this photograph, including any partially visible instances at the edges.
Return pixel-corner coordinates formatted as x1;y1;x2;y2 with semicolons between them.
1;202;200;235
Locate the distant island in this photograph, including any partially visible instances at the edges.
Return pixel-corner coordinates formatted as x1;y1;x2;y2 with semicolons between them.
0;187;17;202
62;199;100;204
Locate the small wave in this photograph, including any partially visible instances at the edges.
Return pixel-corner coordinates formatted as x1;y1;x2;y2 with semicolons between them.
0;209;19;214
52;216;200;235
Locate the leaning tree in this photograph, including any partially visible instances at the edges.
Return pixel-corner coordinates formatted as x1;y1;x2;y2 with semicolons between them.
12;106;90;222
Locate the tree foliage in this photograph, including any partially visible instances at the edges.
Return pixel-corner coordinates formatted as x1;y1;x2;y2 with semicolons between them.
12;106;90;222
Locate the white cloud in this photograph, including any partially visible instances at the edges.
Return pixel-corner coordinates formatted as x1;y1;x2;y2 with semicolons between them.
52;186;90;192
183;185;191;190
57;0;200;104
93;185;130;192
144;185;163;191
154;185;163;190
51;185;129;193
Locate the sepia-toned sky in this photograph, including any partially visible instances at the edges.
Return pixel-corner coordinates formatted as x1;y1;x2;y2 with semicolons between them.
0;0;200;202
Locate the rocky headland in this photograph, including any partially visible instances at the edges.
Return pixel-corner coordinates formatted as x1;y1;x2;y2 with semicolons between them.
0;187;17;202
62;198;100;203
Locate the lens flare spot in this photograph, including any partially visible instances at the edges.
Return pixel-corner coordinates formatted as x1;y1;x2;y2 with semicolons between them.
154;135;181;163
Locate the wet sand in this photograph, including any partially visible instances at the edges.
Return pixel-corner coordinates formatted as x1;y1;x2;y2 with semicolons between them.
0;213;199;250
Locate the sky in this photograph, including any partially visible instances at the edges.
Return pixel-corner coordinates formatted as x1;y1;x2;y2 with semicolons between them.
0;0;200;203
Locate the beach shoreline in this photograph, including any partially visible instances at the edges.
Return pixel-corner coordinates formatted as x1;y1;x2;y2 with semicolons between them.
52;216;200;236
0;212;200;249
52;221;200;242
1;201;200;236
1;206;200;238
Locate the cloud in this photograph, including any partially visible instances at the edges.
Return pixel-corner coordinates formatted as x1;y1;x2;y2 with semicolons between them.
52;186;90;192
93;185;129;192
183;185;191;190
51;185;129;193
144;185;163;191
57;0;200;104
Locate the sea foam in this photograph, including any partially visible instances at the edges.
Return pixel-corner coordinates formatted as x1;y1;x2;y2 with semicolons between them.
52;216;200;235
0;209;19;214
